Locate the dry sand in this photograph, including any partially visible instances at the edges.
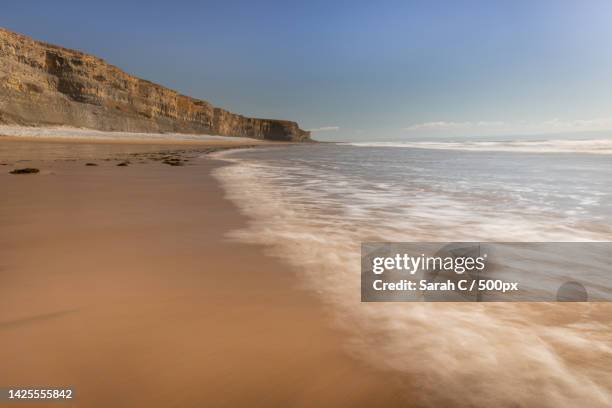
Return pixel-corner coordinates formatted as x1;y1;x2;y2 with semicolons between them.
0;139;409;407
0;125;273;144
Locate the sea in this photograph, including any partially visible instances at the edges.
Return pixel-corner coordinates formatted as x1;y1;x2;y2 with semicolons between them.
213;137;612;407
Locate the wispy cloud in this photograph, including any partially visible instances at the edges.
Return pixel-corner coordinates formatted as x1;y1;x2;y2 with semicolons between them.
538;118;612;131
403;118;612;135
404;121;505;131
307;126;340;132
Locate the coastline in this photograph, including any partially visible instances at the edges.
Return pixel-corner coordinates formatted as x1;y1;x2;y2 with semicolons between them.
0;139;407;407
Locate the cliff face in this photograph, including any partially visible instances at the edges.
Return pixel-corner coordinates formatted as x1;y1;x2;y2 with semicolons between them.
0;28;310;141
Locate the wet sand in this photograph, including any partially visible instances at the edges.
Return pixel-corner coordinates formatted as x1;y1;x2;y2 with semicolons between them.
0;139;409;407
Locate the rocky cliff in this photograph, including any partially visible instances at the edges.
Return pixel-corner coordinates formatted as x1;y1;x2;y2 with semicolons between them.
0;28;310;142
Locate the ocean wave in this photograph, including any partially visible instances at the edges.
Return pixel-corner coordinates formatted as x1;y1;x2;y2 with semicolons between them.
212;147;612;407
346;139;612;154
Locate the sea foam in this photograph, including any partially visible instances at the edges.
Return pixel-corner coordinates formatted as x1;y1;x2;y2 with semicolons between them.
346;138;612;155
212;144;612;407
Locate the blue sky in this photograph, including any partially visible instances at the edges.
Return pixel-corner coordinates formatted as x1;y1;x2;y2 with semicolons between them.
2;0;612;141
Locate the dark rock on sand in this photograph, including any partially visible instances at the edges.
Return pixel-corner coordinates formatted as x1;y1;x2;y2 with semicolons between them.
85;163;98;166
116;162;129;167
162;159;184;166
10;167;39;174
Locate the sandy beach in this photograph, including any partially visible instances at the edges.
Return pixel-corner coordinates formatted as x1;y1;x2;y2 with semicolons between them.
0;138;408;407
3;5;612;406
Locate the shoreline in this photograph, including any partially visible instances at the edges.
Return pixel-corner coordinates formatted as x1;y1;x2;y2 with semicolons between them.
0;139;408;406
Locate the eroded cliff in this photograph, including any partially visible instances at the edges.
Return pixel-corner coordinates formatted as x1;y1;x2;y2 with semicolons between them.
0;28;310;141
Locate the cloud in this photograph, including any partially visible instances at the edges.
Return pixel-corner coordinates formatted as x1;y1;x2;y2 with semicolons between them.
538;118;612;131
403;118;612;135
307;126;340;132
403;121;505;131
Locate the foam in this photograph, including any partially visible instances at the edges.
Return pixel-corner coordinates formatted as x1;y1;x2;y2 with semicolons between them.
346;139;612;155
212;148;612;407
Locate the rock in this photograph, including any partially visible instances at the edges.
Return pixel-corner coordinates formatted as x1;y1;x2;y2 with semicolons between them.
10;167;39;174
0;28;311;142
85;162;97;166
116;162;129;167
162;159;184;166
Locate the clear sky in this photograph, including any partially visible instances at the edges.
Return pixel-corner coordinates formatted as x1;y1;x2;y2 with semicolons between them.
2;0;612;141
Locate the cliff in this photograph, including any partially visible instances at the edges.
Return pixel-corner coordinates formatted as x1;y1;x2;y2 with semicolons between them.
0;28;310;142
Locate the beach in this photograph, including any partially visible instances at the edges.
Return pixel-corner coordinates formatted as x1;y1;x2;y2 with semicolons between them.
3;3;611;406
2;136;611;407
0;138;408;407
